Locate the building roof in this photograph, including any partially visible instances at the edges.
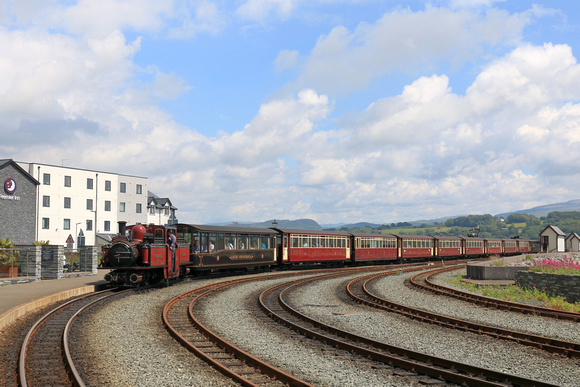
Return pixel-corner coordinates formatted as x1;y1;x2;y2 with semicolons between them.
539;224;566;237
565;232;580;241
0;159;40;185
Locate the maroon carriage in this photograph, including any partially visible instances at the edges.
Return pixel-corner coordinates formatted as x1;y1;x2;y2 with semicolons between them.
503;239;518;255
484;238;503;256
276;229;351;265
352;233;398;263
465;237;485;257
516;239;530;254
434;236;463;259
396;234;434;260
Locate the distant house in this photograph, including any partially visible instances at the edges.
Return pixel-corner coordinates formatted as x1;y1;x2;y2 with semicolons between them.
147;192;178;226
539;225;566;253
565;232;580;252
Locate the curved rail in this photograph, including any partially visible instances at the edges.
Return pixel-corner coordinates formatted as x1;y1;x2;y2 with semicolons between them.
260;268;558;386
162;272;315;386
347;268;580;358
18;288;123;387
410;264;580;321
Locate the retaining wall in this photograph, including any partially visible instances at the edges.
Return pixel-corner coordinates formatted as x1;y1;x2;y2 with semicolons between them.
515;271;580;303
466;264;529;280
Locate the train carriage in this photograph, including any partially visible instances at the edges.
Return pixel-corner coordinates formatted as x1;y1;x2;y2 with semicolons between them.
516;239;530;254
395;234;434;260
434;236;463;258
275;229;351;265
352;233;398;263
503;239;518;255
176;224;277;272
465;237;485;256
484;238;503;256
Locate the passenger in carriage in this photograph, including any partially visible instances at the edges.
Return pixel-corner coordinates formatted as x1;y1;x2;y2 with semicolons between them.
209;240;215;252
192;241;200;253
227;240;234;249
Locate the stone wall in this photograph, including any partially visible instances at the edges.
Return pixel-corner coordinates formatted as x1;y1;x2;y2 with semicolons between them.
515;271;580;303
0;163;37;244
466;264;529;280
41;245;63;279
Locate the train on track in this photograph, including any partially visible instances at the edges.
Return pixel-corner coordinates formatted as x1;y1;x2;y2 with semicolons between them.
101;221;538;286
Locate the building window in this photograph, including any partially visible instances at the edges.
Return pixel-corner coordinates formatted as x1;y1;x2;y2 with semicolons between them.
42;195;50;207
87;178;93;189
86;220;93;231
164;208;169;215
64;175;71;187
104;221;110;232
64;197;71;209
119;202;125;212
136;184;142;194
105;200;111;211
87;199;93;211
136;203;142;213
42;218;49;229
149;206;155;214
120;182;126;193
64;219;70;230
43;173;50;185
105;180;111;191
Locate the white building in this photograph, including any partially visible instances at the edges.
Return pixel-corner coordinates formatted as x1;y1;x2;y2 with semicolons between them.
147;192;178;226
17;161;151;247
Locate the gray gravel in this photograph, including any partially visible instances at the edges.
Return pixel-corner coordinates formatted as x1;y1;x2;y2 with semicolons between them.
76;269;580;386
287;270;580;387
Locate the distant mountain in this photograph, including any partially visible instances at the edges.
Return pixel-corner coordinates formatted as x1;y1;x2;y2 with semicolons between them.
495;199;580;218
225;219;323;230
211;199;580;231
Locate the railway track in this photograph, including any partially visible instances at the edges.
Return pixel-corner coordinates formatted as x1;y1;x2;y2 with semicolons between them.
260;268;560;386
18;288;125;386
347;266;580;358
409;264;580;321
162;272;316;386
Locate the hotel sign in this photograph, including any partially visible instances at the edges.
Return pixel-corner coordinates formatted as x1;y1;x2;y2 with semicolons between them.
1;178;20;201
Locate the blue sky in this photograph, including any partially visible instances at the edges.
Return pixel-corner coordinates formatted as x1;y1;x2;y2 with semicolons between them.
2;0;580;225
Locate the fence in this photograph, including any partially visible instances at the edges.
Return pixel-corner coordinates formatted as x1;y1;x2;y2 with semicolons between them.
0;245;98;283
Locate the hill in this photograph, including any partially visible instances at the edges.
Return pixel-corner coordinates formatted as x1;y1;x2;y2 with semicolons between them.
495;199;580;218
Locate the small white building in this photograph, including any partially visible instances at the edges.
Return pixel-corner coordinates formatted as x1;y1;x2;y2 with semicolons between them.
565;232;580;252
147;192;178;226
539;224;566;253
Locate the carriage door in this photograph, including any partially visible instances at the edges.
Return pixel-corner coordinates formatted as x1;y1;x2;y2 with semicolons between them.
278;235;288;263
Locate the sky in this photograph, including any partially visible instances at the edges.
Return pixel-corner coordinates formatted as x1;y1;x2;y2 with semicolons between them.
2;0;580;226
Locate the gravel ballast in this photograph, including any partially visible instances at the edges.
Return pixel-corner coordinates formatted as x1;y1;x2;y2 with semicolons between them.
73;268;580;386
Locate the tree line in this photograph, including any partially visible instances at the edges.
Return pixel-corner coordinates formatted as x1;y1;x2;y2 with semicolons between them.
340;211;580;240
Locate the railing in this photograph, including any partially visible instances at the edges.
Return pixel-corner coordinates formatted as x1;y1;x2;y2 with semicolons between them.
0;248;38;279
63;248;96;275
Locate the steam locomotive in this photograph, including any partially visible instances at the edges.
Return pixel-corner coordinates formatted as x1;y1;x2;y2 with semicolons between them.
101;221;534;286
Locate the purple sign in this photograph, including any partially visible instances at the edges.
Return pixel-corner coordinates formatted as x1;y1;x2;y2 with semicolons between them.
4;178;16;194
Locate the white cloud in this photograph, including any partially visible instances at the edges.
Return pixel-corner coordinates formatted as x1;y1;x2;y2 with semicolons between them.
293;5;531;95
237;0;300;22
274;49;299;72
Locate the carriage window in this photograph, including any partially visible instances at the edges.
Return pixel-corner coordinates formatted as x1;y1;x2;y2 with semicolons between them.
239;235;249;249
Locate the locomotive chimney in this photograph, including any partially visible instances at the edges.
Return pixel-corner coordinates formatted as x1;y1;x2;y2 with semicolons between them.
118;221;127;236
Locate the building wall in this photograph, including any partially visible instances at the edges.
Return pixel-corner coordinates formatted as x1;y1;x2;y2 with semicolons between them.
18;162;148;246
540;227;565;253
0;163;37;244
566;236;580;252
